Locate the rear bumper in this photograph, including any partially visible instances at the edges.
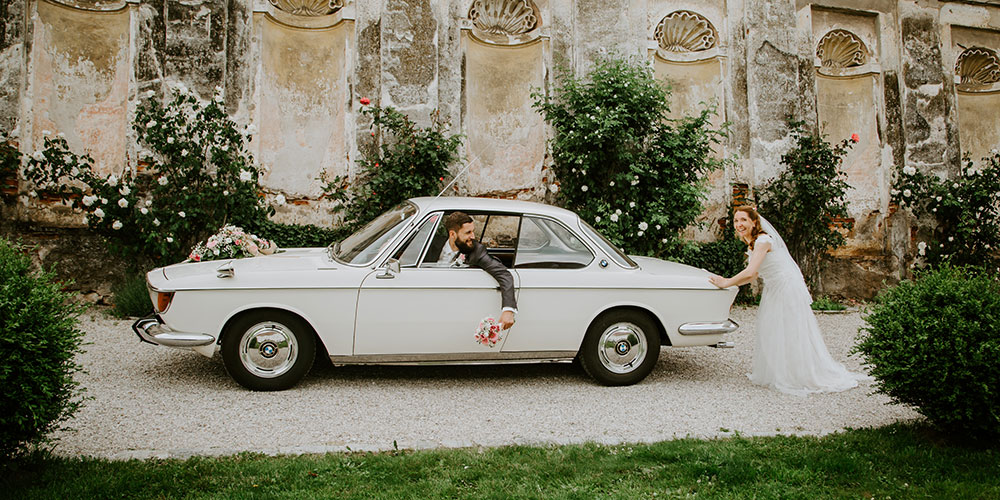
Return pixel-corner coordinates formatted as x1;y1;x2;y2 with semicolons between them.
677;318;740;336
132;315;216;347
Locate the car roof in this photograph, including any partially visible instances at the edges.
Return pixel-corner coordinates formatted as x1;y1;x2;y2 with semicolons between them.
409;196;581;222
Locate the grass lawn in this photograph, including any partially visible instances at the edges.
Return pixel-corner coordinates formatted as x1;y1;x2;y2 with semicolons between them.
4;422;997;499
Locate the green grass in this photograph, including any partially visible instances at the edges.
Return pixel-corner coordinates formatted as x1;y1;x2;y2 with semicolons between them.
5;423;998;499
811;296;847;311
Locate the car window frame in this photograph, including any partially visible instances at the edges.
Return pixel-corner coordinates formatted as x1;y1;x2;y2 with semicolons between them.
514;215;595;270
391;211;444;268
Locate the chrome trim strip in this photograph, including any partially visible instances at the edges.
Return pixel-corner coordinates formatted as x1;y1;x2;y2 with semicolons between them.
132;317;216;347
678;319;740;336
328;350;578;365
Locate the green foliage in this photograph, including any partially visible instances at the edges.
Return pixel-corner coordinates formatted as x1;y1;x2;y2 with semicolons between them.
855;265;1000;438
810;296;846;311
110;274;153;318
757;121;855;284
532;55;727;256
891;151;1000;270
324;102;462;233
6;424;1000;498
20;87;272;264
0;238;86;459
241;218;346;249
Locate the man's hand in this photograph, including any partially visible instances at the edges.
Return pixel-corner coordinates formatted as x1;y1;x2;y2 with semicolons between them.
499;310;515;330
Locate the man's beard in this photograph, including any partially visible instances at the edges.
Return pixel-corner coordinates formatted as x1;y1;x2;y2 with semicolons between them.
455;238;475;253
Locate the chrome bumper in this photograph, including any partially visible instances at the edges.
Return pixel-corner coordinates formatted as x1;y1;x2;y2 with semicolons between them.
678;318;740;336
132;315;216;347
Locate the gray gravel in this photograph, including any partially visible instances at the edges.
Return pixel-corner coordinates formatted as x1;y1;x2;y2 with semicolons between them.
52;307;920;459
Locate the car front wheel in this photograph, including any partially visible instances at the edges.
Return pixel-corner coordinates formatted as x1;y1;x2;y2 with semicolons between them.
222;310;316;391
579;311;660;386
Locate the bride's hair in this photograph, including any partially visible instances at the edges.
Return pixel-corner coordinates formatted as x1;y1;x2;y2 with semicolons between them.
734;205;767;250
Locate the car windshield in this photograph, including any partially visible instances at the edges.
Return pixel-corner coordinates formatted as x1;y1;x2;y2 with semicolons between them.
331;202;418;265
580;220;638;269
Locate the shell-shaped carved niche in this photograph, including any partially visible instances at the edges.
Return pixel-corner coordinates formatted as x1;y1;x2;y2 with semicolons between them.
817;29;868;69
468;0;539;36
269;0;344;17
654;10;717;53
956;47;1000;90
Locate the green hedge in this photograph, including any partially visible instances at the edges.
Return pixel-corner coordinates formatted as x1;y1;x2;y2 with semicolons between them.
0;238;86;459
240;218;346;250
855;265;1000;438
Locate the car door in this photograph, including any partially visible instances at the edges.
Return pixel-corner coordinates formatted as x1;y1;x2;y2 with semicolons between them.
352;212;521;356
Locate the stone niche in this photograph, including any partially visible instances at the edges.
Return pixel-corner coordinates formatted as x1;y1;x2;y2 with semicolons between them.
812;7;885;255
950;25;1000;167
462;0;547;196
28;0;130;178
252;6;353;225
648;3;727;240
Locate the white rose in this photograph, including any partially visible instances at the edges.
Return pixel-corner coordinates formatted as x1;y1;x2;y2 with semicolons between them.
82;195;96;207
166;236;174;243
140;207;148;215
903;189;911;197
615;209;622;215
549;184;559;193
655;225;661;230
118;198;128;208
953;183;959;188
629;202;636;208
595;216;601;223
107;174;118;187
100;197;108;204
120;185;130;196
147;120;157;128
610;213;619;222
223;190;229;196
275;194;286;205
94;208;105;218
153;218;160;226
581;185;588;192
917;241;927;250
178;211;186;218
935;196;941;202
146;199;153;207
112;220;123;230
32;150;44;161
181;149;188;156
638;222;648;231
637;231;644;236
239;170;252;182
158;176;168;186
609;181;615;186
167;137;174;144
948;236;954;242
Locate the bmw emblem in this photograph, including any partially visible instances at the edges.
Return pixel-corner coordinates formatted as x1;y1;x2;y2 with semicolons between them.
260;341;278;359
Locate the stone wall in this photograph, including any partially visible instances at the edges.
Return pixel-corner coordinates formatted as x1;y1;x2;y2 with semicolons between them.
2;0;1000;299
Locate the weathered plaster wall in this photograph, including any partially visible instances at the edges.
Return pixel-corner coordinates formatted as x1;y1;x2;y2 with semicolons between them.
3;0;1000;299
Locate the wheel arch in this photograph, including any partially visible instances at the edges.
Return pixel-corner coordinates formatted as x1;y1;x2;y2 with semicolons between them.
586;304;670;348
218;306;326;354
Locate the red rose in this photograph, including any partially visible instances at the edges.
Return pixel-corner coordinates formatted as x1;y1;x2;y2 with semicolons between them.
360;97;370;105
850;133;859;143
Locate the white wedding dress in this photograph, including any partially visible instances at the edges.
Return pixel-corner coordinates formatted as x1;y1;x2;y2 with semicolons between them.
748;231;869;396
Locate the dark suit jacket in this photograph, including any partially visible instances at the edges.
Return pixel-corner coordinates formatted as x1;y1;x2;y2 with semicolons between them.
462;240;517;311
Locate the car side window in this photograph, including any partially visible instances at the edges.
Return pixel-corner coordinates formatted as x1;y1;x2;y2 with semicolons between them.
392;213;441;267
514;217;594;269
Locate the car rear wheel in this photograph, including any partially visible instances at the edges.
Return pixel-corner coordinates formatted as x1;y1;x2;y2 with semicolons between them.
579;311;660;386
222;310;316;391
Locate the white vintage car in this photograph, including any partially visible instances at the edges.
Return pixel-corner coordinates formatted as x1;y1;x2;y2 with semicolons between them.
135;197;739;390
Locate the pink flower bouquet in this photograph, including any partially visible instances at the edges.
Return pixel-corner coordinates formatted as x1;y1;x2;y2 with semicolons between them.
475;316;504;348
188;224;277;262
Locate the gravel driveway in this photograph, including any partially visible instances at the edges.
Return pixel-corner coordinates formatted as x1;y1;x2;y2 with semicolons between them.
53;307;919;459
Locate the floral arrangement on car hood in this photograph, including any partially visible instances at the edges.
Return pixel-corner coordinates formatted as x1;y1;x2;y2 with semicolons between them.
188;225;277;262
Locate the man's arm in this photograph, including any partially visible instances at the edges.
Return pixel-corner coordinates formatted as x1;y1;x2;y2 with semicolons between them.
467;242;517;311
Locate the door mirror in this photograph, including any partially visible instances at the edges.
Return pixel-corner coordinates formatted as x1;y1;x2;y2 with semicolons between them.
376;258;401;279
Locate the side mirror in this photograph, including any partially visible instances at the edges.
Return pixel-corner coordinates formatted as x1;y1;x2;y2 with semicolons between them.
376;258;401;279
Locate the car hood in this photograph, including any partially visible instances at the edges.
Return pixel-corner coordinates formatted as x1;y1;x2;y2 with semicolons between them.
162;248;328;281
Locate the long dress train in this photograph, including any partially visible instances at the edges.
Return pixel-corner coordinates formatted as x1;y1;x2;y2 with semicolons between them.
748;233;869;396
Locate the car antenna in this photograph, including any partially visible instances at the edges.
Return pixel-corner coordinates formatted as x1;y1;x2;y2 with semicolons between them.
433;153;481;200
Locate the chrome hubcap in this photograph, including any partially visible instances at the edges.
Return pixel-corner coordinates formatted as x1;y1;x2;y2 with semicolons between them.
598;322;647;374
239;321;298;379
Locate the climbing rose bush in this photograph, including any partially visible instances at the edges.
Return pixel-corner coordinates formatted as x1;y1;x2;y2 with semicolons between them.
20;85;272;264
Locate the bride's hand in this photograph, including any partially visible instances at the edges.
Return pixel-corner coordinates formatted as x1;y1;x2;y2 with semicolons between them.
708;275;727;288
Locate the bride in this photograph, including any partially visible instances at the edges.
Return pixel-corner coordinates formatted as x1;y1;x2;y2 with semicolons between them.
708;206;868;395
